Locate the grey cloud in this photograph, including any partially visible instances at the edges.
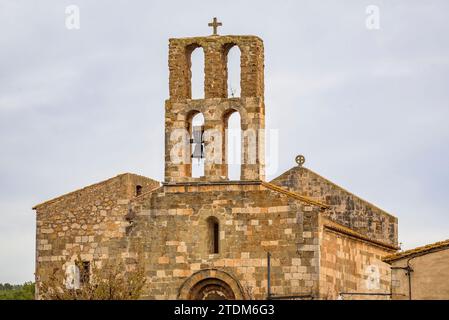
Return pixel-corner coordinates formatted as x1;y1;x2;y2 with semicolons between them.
1;0;448;282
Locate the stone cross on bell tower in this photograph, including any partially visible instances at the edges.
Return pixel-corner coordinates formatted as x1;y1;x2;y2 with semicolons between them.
164;25;265;183
208;17;222;35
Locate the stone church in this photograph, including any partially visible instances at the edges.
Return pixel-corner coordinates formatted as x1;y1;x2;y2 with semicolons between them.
33;23;399;300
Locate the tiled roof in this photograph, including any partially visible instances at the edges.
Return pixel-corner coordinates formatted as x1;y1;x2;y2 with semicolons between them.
322;217;399;251
383;238;449;263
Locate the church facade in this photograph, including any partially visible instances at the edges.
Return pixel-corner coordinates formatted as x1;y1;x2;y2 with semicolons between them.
33;29;398;300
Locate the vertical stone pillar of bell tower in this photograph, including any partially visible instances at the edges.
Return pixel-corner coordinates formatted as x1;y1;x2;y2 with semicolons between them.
164;35;265;183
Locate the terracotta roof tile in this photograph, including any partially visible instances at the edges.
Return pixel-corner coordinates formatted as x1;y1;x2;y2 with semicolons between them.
383;238;449;263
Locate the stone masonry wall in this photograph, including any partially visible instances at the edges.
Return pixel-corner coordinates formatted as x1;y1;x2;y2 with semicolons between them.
33;28;402;301
33;173;159;299
388;248;449;300
318;218;394;300
165;97;265;182
271;166;398;246
126;181;323;299
168;35;264;100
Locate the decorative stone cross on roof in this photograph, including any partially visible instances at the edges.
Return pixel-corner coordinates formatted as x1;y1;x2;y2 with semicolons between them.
208;17;222;35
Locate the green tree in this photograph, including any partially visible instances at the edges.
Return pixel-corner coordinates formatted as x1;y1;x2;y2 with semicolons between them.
0;282;35;300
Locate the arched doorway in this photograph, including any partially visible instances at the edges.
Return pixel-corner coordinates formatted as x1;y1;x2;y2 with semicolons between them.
177;269;245;300
188;278;235;300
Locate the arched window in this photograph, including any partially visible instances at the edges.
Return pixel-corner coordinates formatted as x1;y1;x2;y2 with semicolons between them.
225;45;241;98
207;216;220;254
189;46;205;99
189;112;205;178
224;110;241;180
135;185;142;196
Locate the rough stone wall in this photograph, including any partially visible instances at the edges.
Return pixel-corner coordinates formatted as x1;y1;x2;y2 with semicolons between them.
33;29;402;301
389;248;449;300
126;181;323;299
168;35;264;100
33;173;159;299
271;167;398;246
165;34;265;184
318;218;394;300
164;97;265;182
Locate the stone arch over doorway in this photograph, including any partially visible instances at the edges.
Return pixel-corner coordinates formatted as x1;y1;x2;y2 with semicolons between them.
188;278;235;300
177;269;245;300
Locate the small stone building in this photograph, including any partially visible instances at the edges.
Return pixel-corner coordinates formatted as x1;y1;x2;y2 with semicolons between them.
383;239;449;300
33;29;399;300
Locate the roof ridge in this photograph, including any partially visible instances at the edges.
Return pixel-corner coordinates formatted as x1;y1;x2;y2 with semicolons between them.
261;181;329;209
322;217;399;251
32;173;158;210
383;238;449;263
272;166;396;219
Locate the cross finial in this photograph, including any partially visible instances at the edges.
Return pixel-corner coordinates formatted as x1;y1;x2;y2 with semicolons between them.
208;17;222;35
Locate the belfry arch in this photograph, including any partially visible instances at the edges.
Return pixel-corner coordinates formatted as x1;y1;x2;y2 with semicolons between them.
168;36;264;100
222;109;242;180
189;112;205;177
188;44;205;99
165;35;265;182
223;43;242;98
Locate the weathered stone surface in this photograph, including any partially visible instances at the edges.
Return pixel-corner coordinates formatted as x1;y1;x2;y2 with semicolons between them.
168;35;264;100
33;173;159;297
164;97;265;182
384;239;449;300
271;166;398;246
33;32;398;300
123;181;321;299
318;218;395;299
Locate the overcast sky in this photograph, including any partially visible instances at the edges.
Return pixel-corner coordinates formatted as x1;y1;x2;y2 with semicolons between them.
1;0;449;283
